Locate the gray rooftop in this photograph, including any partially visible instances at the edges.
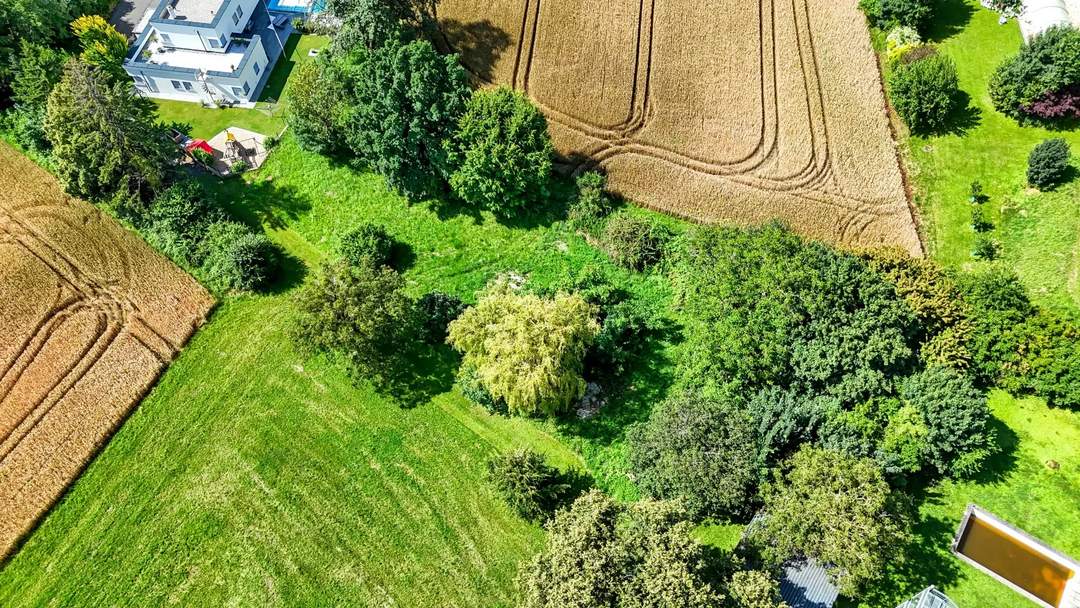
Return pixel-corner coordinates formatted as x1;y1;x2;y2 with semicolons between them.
779;559;840;608
162;0;226;22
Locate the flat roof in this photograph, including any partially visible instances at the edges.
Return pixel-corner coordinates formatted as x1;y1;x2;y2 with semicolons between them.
165;0;226;22
141;37;247;72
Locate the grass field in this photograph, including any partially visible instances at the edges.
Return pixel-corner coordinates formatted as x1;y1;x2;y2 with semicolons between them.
153;34;329;140
0;138;669;606
911;0;1080;313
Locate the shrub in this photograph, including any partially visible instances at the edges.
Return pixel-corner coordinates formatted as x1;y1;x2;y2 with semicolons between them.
1024;85;1080;121
1026;138;1072;189
860;0;934;33
456;364;508;414
751;447;909;595
229;159;248;174
887;52;961;133
144;180;226;266
198;221;278;293
969;180;985;203
70;15;128;83
448;87;554;215
970;206;993;232
519;491;724;608
601;213;673;271
885;26;921;64
567;171;615;237
292;260;417;382
447;289;599;416
901;366;993;477
417;291;466;343
990;26;1080;122
191;147;214;166
339;223;394;268
972;235;999;260
628;390;760;520
486;449;575;522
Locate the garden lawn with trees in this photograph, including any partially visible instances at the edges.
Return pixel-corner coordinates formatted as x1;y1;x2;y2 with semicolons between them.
906;0;1080;312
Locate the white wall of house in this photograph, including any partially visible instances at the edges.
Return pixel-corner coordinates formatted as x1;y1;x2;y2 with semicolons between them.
130;35;269;106
153;0;260;51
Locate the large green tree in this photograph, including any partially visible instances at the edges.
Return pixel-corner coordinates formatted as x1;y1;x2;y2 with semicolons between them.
519;491;725;608
292;260;417;383
341;39;470;200
751;447;910;595
44;60;176;203
447;87;554;214
7;41;66;152
71;15;128;83
628;390;760;521
447;288;599;416
286;57;348;154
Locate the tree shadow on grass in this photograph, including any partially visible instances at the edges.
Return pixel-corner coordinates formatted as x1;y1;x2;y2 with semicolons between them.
840;502;965;608
925;0;976;43
257;34;302;103
971;414;1021;484
941;92;983;136
200;174;313;231
375;343;458;409
555;321;680;447
266;248;308;294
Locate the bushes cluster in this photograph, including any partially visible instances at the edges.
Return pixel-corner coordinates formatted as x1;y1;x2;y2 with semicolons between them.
990;26;1080;122
339;223;395;268
859;0;935;34
289;27;556;218
417;291;466;344
1026;138;1072;189
601;212;674;271
141;180;278;293
566;171;616;237
486;449;577;522
887;49;962;133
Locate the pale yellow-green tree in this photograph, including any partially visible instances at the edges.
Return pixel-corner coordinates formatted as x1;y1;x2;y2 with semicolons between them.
71;15;128;82
447;289;599;416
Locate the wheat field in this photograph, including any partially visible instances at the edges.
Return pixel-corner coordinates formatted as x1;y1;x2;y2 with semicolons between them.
438;0;923;254
0;143;213;558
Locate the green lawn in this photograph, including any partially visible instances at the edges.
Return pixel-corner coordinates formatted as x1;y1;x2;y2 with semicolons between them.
0;137;668;606
154;34;329;140
910;0;1080;313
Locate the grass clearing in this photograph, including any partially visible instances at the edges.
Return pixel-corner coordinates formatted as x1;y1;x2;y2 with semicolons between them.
910;0;1080;312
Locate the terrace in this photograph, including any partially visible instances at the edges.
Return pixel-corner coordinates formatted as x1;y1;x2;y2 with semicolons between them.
133;35;251;74
160;0;226;22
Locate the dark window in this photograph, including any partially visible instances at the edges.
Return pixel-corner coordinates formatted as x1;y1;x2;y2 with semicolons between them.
171;80;183;89
232;12;239;25
235;5;243;19
160;33;172;45
253;62;260;75
183;81;194;92
242;81;250;94
209;37;220;49
219;34;227;47
232;86;243;96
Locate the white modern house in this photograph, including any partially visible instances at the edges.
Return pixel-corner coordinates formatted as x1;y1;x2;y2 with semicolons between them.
123;0;292;106
1013;0;1080;40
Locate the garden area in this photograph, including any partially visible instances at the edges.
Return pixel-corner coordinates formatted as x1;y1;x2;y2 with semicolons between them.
153;34;329;140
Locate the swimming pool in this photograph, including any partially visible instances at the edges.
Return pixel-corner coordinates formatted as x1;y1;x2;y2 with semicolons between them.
266;0;325;14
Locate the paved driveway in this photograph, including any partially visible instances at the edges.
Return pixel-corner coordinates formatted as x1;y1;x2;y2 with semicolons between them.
109;0;157;39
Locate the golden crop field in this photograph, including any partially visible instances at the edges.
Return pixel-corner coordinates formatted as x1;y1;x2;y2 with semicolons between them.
438;0;924;254
0;143;213;558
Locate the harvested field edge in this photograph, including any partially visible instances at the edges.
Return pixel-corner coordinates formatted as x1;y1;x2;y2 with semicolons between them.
0;143;214;561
